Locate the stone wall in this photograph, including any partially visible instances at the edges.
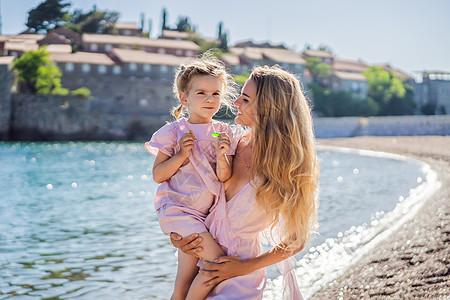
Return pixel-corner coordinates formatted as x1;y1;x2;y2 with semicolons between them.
0;63;12;139
314;115;450;138
3;70;450;141
10;93;172;141
9;75;178;141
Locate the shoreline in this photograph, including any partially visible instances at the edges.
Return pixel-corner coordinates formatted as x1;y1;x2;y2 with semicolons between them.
312;136;450;299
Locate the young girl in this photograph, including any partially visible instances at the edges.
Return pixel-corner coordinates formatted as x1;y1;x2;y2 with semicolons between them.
145;54;238;300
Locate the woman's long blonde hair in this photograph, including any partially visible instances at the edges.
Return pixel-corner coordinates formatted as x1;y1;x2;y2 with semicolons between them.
250;65;319;253
171;52;237;119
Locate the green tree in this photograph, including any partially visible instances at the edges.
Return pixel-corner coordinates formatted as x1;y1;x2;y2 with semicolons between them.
64;8;119;34
13;47;89;96
233;72;249;86
218;22;223;39
305;57;332;87
309;83;378;117
26;0;71;32
162;8;168;31
13;47;50;93
35;60;68;95
176;16;191;32
13;47;68;95
386;83;416;115
363;66;414;115
219;32;228;52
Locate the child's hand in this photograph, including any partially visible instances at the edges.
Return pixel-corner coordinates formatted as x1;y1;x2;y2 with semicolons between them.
215;133;231;156
178;132;195;158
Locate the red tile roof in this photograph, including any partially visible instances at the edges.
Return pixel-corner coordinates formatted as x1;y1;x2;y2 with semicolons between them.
262;48;305;64
377;64;412;80
0;56;15;65
46;44;72;54
82;34;200;51
4;40;39;52
333;59;368;72
220;53;240;65
10;34;46;42
49;51;116;65
115;22;139;30
229;47;305;64
302;49;333;58
334;71;367;81
110;48;186;65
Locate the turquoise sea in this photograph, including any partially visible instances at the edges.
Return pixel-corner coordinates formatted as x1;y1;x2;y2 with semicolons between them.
0;142;427;299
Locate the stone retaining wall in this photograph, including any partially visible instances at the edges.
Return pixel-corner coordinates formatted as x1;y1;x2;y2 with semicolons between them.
0;63;12;139
314;115;450;138
10;93;173;141
1;67;449;141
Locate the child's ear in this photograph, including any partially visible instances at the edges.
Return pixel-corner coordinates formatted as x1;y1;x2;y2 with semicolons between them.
179;91;188;106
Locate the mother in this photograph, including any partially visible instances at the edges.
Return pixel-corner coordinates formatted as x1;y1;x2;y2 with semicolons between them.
171;65;319;299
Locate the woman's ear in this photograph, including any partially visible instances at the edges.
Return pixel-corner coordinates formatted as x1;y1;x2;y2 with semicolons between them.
179;91;188;106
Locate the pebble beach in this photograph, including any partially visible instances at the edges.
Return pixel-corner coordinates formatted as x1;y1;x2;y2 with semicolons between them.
312;136;450;299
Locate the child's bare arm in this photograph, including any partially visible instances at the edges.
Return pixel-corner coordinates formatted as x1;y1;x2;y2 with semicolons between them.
215;133;233;182
152;132;195;183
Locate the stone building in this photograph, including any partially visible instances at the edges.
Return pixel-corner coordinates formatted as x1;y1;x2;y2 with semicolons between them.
50;51;116;76
414;72;450;114
226;46;307;82
114;22;143;36
302;49;334;65
332;59;369;100
109;48;185;80
82;33;200;57
0;56;14;139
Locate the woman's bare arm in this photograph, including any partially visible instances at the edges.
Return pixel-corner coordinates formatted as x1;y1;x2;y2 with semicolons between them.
199;243;304;286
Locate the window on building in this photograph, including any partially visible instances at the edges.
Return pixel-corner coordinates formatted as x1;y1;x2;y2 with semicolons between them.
175;49;183;56
65;63;74;72
158;48;166;54
98;65;107;74
161;65;168;73
113;66;122;75
351;81;359;93
143;64;152;72
105;44;113;52
129;63;138;72
90;43;98;51
186;51;194;57
82;64;90;73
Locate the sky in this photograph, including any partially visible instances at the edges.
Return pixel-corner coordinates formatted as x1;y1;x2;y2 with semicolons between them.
2;0;450;77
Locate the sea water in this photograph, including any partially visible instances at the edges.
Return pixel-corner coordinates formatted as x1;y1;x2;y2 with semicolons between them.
0;142;433;299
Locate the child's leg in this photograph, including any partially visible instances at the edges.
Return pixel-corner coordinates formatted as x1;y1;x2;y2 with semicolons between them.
185;231;225;300
171;250;199;300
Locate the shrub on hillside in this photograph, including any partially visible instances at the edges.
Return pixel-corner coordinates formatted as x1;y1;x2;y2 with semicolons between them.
71;87;91;98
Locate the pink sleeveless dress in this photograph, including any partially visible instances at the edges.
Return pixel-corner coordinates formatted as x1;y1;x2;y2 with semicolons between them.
205;182;303;299
145;118;237;237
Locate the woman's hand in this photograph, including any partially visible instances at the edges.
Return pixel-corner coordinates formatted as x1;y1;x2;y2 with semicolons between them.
199;255;253;287
169;232;203;258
